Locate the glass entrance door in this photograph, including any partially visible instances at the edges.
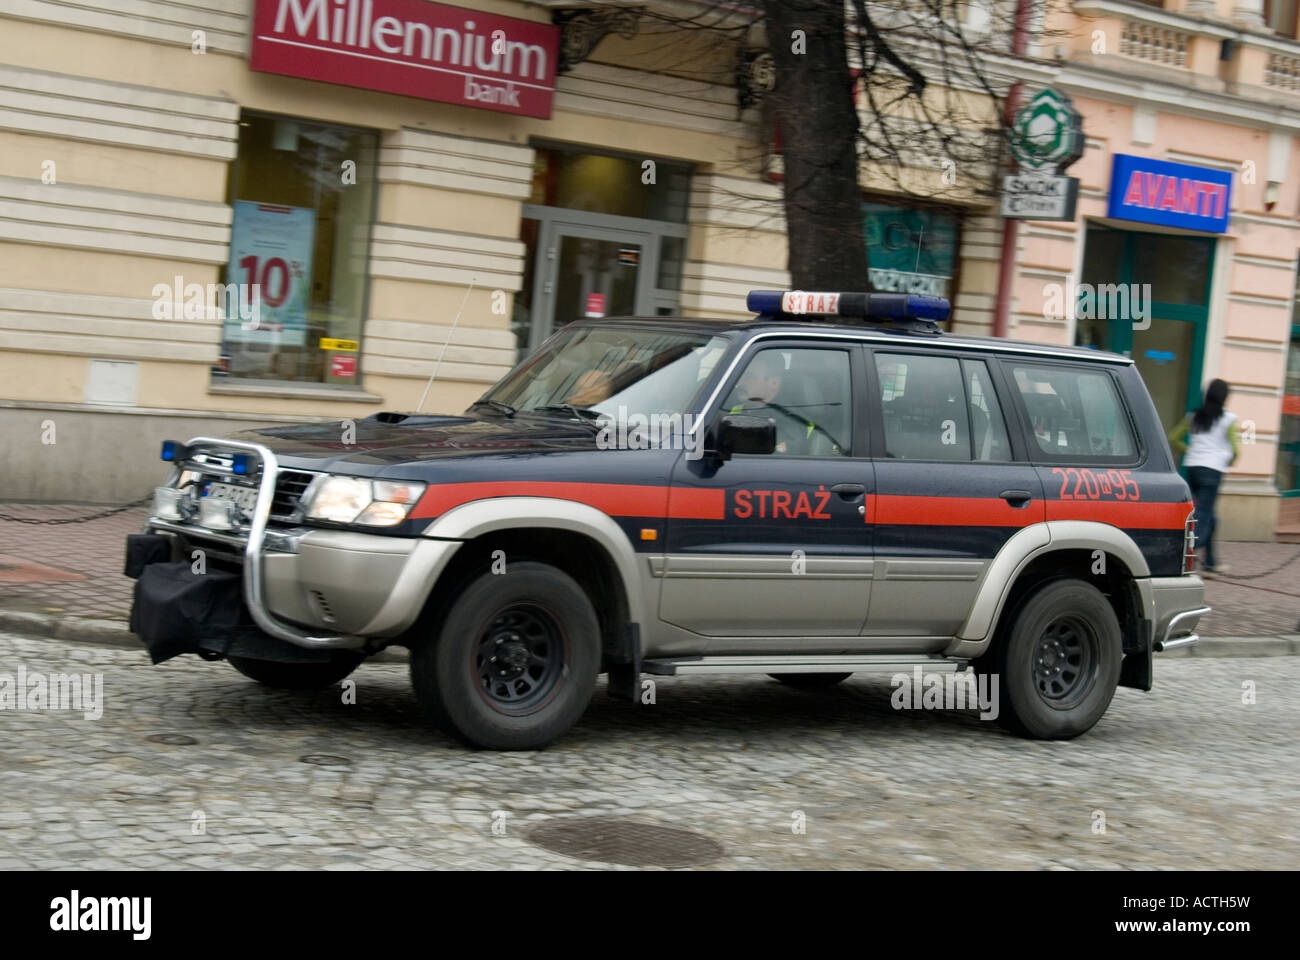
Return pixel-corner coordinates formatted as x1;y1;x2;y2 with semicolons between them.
1076;225;1213;433
516;206;689;360
553;232;644;331
1133;312;1205;433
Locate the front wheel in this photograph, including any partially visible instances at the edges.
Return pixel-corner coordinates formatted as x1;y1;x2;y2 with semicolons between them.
996;579;1122;739
410;561;600;750
227;652;364;690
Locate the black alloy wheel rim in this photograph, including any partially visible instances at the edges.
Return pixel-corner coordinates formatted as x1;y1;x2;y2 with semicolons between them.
475;604;565;713
1032;615;1098;708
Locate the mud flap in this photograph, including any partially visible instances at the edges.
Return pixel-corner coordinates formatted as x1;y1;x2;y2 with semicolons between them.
606;623;643;702
1119;620;1153;691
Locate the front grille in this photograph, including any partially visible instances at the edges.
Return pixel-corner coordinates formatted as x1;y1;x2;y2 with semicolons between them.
270;470;318;522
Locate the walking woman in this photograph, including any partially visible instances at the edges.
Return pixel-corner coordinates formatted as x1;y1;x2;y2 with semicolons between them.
1169;378;1240;576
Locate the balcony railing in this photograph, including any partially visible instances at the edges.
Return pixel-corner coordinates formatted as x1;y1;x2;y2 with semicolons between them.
1265;50;1300;91
1119;21;1188;68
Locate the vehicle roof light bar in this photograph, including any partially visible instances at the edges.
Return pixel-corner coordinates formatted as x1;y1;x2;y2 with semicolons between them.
746;290;949;333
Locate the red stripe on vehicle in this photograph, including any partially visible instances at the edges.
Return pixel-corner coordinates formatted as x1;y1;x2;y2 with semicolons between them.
410;482;725;520
874;495;1043;527
1045;498;1193;529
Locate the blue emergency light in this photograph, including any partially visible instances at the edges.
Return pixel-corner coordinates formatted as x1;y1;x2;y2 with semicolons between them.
160;440;187;462
746;290;950;330
231;454;251;475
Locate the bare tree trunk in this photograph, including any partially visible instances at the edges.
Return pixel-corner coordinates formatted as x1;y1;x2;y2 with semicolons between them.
762;0;867;290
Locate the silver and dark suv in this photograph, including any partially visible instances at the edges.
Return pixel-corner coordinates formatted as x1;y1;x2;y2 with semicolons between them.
126;290;1208;749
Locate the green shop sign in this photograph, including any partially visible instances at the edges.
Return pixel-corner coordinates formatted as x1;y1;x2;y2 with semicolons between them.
1001;88;1084;221
863;202;960;298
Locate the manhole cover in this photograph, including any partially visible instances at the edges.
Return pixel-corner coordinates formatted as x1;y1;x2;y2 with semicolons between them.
146;734;198;745
527;817;723;867
300;754;352;766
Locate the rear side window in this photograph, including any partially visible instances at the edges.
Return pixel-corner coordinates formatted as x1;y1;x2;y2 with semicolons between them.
876;353;970;460
1010;364;1136;460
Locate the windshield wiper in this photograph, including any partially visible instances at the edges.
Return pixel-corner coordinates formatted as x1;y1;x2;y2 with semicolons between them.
530;404;605;428
469;399;516;417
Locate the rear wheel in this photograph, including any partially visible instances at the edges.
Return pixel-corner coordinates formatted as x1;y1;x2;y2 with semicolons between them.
227;652;363;690
996;579;1122;739
769;673;852;689
410;561;600;750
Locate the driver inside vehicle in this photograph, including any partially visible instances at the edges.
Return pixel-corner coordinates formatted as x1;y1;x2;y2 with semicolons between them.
565;368;615;406
727;351;838;456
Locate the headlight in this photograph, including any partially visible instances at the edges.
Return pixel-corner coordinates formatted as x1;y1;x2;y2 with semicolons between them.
304;476;426;527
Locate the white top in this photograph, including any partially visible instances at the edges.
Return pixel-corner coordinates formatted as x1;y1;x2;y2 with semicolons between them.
1183;411;1237;473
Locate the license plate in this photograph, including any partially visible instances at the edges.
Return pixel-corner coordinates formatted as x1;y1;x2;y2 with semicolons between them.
205;482;258;512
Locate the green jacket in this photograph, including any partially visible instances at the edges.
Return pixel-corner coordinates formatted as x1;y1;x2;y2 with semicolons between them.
1168;414;1240;465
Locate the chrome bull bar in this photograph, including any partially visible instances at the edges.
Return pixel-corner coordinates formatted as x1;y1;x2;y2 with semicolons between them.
176;436;366;651
1153;605;1211;653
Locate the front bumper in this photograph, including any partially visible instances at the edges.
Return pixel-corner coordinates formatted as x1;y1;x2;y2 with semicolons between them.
140;436;460;650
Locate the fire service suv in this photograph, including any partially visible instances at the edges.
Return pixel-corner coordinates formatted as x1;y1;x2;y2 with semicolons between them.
126;291;1208;749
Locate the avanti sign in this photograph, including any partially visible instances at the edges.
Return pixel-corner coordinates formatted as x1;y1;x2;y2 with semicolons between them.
1000;88;1084;221
1106;154;1233;233
249;0;560;119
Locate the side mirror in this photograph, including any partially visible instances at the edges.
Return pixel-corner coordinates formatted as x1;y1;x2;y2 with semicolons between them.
716;415;775;460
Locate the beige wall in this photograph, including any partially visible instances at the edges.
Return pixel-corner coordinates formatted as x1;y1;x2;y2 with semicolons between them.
0;0;797;500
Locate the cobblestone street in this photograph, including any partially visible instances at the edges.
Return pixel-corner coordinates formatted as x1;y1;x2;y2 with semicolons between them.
1;630;1296;870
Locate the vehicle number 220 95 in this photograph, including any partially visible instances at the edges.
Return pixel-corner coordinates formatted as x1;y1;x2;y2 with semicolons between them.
1051;467;1140;501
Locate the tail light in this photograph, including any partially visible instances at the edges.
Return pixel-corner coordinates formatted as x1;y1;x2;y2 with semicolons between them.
1183;505;1197;574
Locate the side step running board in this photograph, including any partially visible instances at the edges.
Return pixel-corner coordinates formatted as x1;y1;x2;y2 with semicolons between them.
640;655;967;676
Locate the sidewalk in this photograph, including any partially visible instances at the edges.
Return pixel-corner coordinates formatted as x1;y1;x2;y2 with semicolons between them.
1;501;1297;647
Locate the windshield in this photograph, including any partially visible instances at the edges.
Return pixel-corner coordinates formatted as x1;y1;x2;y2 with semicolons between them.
480;326;731;419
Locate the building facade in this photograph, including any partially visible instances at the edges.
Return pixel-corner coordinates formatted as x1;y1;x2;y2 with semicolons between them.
1005;0;1300;539
1;0;1296;541
0;0;791;501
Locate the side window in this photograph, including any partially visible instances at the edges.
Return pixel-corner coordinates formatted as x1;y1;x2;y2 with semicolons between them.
725;347;852;456
963;359;1012;461
1011;364;1136;459
875;353;970;460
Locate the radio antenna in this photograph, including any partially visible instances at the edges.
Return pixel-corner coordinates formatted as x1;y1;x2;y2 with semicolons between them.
418;277;476;413
913;226;925;275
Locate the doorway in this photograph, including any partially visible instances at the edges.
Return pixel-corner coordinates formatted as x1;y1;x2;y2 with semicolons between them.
515;208;688;359
1074;225;1213;433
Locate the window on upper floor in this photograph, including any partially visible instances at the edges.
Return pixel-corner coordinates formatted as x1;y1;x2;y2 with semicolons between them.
1266;0;1299;38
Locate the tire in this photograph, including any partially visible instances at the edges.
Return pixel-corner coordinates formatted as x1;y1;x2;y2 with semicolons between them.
227;652;364;690
769;673;852;688
410;561;600;750
995;578;1122;739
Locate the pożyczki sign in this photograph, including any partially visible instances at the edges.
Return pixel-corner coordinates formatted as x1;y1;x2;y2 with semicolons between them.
250;0;560;119
1106;154;1234;233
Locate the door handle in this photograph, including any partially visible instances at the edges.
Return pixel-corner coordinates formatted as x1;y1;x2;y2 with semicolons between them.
1000;489;1033;507
830;482;866;500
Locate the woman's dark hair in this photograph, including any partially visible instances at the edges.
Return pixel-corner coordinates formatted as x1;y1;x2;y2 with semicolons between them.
1192;378;1230;433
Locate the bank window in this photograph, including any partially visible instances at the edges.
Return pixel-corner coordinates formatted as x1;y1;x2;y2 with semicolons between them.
214;114;378;388
876;353;971;461
529;145;691;223
1011;364;1136;459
